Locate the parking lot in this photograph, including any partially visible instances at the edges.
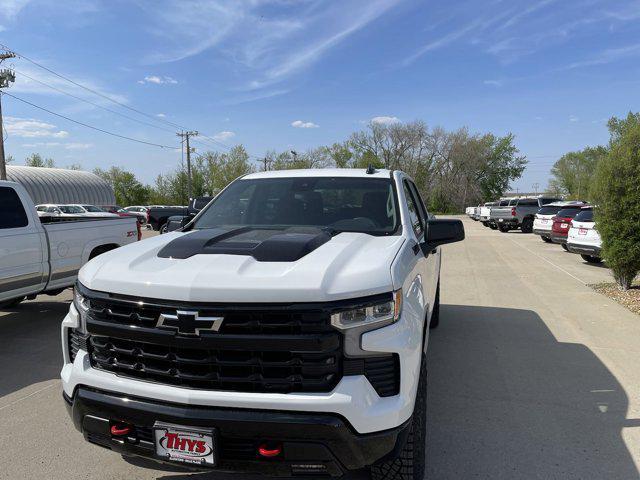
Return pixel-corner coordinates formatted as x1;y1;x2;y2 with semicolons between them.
1;219;639;479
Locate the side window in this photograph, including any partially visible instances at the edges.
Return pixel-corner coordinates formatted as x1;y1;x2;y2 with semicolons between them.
408;181;430;220
0;187;29;229
403;180;424;239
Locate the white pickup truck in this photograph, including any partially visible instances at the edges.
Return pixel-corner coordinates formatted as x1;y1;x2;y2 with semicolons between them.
0;180;140;308
61;168;465;479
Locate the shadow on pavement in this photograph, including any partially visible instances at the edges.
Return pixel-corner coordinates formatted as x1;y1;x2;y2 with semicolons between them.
426;304;638;480
0;298;70;399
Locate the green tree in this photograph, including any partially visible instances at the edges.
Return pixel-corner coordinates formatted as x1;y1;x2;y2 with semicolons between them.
94;166;150;206
592;113;640;290
475;133;528;202
549;146;607;199
5;155;14;164
25;153;55;168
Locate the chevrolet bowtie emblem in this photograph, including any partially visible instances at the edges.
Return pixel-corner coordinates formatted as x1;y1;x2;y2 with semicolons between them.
157;310;224;336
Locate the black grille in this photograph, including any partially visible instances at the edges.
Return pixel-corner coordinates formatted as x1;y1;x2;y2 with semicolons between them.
68;329;88;362
83;294;343;394
88;336;340;393
87;297;332;335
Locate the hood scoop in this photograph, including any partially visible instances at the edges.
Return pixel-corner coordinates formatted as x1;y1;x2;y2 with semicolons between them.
157;227;332;262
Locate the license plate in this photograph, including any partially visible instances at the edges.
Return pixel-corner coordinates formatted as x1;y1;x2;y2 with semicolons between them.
154;422;216;466
540;219;548;224
579;228;588;235
561;223;568;229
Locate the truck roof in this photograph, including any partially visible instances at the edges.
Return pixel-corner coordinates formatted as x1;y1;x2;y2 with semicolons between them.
243;168;392;180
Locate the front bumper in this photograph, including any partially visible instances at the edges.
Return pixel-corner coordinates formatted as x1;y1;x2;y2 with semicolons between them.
567;243;601;257
64;387;410;476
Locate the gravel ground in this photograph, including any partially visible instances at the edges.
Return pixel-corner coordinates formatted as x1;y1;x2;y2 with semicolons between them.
592;281;640;316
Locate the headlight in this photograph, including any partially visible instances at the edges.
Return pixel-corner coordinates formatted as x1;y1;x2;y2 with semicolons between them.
331;290;402;330
73;285;90;332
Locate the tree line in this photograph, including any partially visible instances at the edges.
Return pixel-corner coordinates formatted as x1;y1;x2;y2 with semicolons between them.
90;121;526;212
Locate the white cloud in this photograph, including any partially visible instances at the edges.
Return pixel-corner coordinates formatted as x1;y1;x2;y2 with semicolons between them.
6;116;69;138
64;142;93;150
371;116;400;125
156;113;166;118
0;0;32;19
291;120;319;129
212;131;235;141
566;43;640;70
138;75;178;85
141;0;402;90
569;115;579;122
20;141;92;150
483;79;503;87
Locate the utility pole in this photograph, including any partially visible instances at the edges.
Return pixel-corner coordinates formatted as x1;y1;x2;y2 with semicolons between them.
0;51;16;181
532;183;539;195
177;131;198;202
262;157;268;171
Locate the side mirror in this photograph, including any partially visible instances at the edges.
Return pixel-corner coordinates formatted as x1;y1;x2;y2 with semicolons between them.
421;219;465;254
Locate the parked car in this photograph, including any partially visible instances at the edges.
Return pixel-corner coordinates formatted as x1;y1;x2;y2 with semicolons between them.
100;205;146;224
550;205;589;250
163;196;215;233
533;201;585;243
479;201;497;227
491;196;561;233
471;204;482;221
78;204;119;218
567;206;602;263
147;205;189;232
61;168;465;479
36;204;67;217
122;205;149;225
0;181;140;308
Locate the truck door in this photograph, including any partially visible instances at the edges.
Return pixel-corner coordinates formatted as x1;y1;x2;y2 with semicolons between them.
406;180;440;316
0;186;46;303
401;179;433;315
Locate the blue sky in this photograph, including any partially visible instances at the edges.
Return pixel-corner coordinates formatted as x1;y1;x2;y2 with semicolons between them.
1;0;639;191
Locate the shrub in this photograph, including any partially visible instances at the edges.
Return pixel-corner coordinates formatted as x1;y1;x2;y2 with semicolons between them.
592;113;640;290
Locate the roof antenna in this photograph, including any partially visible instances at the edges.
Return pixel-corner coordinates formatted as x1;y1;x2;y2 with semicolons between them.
366;164;376;174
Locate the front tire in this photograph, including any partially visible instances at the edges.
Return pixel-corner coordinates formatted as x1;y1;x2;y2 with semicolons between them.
561;243;568;251
541;236;552;243
370;356;427;480
521;217;533;233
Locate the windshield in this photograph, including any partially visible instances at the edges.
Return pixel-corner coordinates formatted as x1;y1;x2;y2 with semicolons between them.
538;205;562;215
194;177;399;235
59;205;86;214
556;207;582;218
82;205;103;212
573;209;594;222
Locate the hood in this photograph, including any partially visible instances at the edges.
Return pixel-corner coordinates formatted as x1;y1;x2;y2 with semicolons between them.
79;228;405;303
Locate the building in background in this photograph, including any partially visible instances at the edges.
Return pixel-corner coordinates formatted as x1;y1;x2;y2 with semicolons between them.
6;166;115;205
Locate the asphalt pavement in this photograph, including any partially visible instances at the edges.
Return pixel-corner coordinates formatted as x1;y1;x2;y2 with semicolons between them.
1;220;639;479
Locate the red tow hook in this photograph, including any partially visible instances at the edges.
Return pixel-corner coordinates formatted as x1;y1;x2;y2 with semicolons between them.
258;442;283;458
110;423;132;436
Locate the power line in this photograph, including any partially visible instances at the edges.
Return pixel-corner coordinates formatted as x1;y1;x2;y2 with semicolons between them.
15;68;176;134
1;43;186;131
2;91;178;149
1;43;262;160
